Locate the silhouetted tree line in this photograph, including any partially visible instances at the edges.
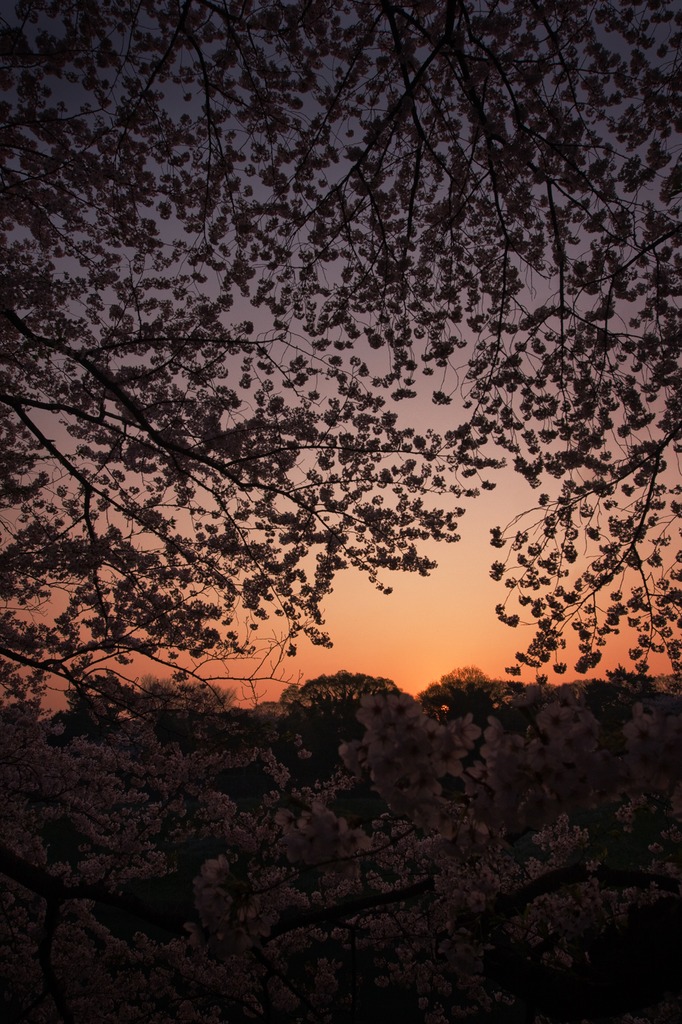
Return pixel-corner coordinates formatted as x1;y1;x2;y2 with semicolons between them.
53;666;681;788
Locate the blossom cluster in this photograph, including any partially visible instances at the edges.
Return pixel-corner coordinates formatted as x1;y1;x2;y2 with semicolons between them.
275;800;371;874
340;689;682;841
4;678;682;1023
192;854;276;955
340;693;482;840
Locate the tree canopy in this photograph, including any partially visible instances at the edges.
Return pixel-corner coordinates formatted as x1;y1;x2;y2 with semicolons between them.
0;0;679;690
277;670;400;777
420;665;500;716
281;670;399;711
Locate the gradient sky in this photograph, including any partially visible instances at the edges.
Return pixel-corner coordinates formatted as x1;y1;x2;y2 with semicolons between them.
31;293;674;712
245;473;672;703
20;8;676;712
42;408;668;714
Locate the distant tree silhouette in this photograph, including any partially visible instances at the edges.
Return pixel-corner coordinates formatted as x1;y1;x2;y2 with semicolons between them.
605;664;656;698
281;670;399;716
419;666;499;720
55;674;238;752
279;671;400;777
418;666;527;732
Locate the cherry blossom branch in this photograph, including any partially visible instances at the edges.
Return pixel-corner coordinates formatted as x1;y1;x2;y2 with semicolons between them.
493;861;681;920
268;876;434;940
0;843;188;935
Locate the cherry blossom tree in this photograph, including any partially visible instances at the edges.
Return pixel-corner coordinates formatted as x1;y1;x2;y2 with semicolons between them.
3;670;682;1022
1;1;682;1021
0;0;679;688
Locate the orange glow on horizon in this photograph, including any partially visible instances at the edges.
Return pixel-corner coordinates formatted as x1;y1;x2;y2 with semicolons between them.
259;478;674;701
38;475;675;713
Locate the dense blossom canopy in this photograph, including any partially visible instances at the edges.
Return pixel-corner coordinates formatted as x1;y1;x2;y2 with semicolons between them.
0;0;679;682
3;673;682;1022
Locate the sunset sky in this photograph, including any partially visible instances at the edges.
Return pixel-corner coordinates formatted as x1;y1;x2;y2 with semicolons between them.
9;0;675;712
246;472;670;703
41;393;666;713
